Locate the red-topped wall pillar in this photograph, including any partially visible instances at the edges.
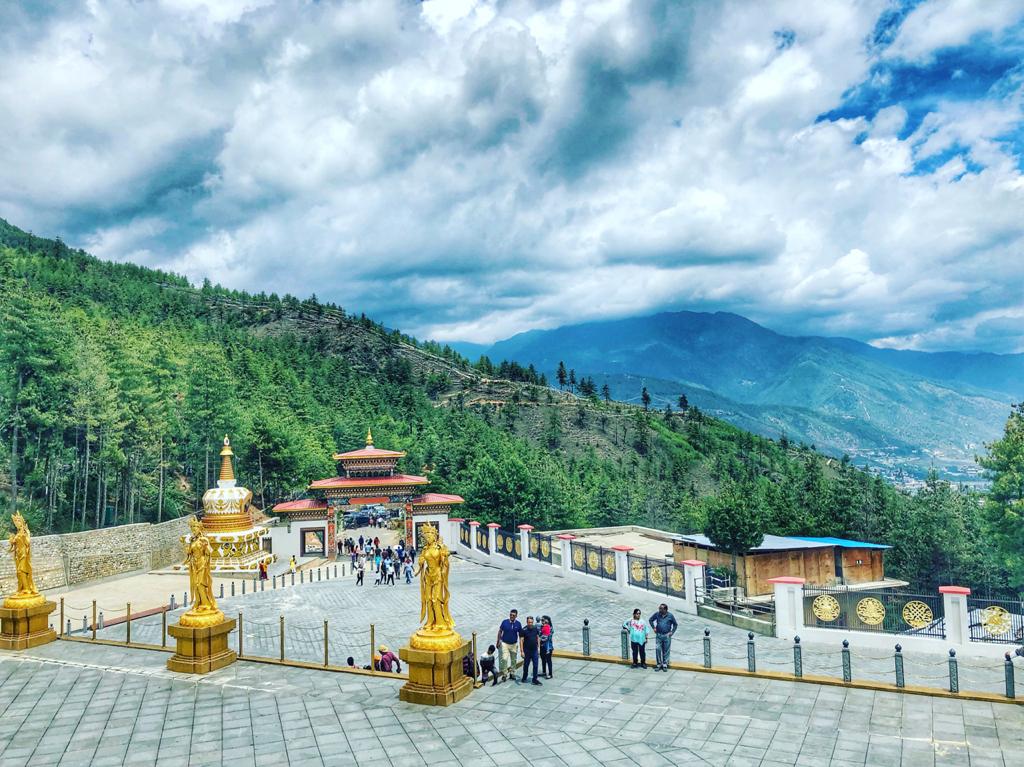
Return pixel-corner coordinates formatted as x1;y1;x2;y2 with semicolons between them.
939;586;971;646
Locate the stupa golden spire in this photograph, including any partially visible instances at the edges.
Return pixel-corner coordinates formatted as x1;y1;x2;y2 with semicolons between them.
366;427;374;447
219;435;235;482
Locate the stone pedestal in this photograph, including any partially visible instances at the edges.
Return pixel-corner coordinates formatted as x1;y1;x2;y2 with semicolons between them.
399;640;473;706
167;618;237;674
0;600;56;650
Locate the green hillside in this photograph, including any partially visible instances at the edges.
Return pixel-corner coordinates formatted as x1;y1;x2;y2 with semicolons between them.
0;218;1015;593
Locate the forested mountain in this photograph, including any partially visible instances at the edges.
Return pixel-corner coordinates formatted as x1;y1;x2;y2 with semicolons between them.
468;312;1021;482
0;218;1019;594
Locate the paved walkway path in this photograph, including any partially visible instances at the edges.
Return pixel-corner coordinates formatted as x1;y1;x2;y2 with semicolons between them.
0;641;1021;766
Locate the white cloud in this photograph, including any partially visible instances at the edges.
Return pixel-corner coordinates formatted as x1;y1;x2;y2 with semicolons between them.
1;0;1023;352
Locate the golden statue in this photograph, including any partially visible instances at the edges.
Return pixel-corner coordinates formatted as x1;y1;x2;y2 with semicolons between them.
411;523;461;651
4;513;44;608
179;518;224;628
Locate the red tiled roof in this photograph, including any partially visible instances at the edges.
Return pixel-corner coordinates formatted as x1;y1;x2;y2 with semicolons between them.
309;474;428;490
332;446;406;460
272;499;328;513
410;493;465;506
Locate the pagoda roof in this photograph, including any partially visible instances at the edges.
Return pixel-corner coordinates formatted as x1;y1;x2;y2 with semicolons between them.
309;474;428;490
410;493;465;506
332;445;406;461
272;499;328;513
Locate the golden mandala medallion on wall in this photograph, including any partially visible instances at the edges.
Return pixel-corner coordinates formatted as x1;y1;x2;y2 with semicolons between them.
540;540;550;557
603;553;616;575
588;551;600;571
812;594;841;622
515;541;522;556
650;567;664;587
981;605;1012;637
530;538;538;554
670;569;684;592
901;600;933;628
855;597;886;626
630;560;644;582
504;538;513;553
572;548;583;567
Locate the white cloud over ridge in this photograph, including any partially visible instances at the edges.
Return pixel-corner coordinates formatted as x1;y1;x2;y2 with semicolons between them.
1;0;1022;352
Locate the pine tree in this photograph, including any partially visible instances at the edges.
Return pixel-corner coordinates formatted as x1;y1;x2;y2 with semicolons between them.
640;387;651;411
556;361;567;390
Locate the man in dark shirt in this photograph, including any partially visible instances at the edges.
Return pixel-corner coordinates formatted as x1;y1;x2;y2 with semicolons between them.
497;609;523;682
519;616;543;685
648;603;678;671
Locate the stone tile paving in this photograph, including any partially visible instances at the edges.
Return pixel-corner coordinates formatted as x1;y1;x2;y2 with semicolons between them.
1;640;1022;767
92;557;1023;697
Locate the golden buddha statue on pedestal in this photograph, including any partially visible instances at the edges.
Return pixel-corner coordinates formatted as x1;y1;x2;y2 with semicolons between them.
0;513;56;649
399;522;473;706
179;518;225;629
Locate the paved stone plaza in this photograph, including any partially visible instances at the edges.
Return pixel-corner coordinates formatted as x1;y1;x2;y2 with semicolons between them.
92;557;1023;696
0;556;1021;766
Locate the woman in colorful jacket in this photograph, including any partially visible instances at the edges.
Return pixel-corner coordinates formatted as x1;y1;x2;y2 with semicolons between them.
623;608;650;669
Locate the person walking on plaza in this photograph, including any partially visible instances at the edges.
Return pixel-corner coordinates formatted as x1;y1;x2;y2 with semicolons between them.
649;603;678;671
403;556;413;584
540;615;554;679
386;557;396;586
624;608;650;669
496;609;523;682
350;548;357;569
258;560;268;581
355;556;365;586
519;616;543;685
289;555;297;574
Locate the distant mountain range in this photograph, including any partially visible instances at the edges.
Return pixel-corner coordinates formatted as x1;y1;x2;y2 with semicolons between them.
452;312;1024;484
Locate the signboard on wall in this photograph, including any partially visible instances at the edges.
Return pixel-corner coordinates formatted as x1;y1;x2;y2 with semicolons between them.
302;528;326;556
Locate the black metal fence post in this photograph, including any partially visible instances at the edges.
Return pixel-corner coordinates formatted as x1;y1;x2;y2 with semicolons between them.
948;649;959;693
1005;653;1015;699
219;583;224;599
582;619;591;656
894;644;905;688
231;582;235;597
793;636;803;678
841;640;852;683
703;628;712;669
746;632;756;673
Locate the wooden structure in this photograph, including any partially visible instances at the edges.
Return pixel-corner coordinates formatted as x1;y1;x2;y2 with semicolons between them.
674;534;898;597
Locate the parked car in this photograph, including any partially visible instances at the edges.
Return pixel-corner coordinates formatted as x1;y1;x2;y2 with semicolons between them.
344;511;370;527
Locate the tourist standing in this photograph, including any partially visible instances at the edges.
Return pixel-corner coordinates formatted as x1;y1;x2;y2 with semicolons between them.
519;616;543;685
386;557;396;586
289;555;297;574
403;556;413;584
496;609;523;682
258;561;268;581
648;603;678;671
540;615;554;679
350;548;357;568
355;556;365;586
624;609;650;669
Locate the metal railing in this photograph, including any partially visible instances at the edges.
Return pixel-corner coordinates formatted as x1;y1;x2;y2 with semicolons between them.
968;596;1024;644
495;528;519;558
459;522;471;547
804;587;945;638
529;533;553;564
627;554;685;597
570;541;615;581
475;528;489;554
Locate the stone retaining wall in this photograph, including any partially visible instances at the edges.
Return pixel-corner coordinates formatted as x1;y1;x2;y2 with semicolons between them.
0;515;194;594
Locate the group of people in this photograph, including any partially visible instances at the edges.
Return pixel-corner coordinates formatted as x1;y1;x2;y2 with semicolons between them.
478;609;555;686
622;603;679;670
351;535;416;587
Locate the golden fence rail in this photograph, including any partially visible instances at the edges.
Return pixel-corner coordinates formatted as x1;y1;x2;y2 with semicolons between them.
370;623;376;676
91;601;97;640
279;616;285;661
126;602;131;645
238;612;244;658
324;621;329;668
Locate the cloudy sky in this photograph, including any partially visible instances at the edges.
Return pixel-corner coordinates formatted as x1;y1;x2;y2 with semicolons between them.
2;1;1023;351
